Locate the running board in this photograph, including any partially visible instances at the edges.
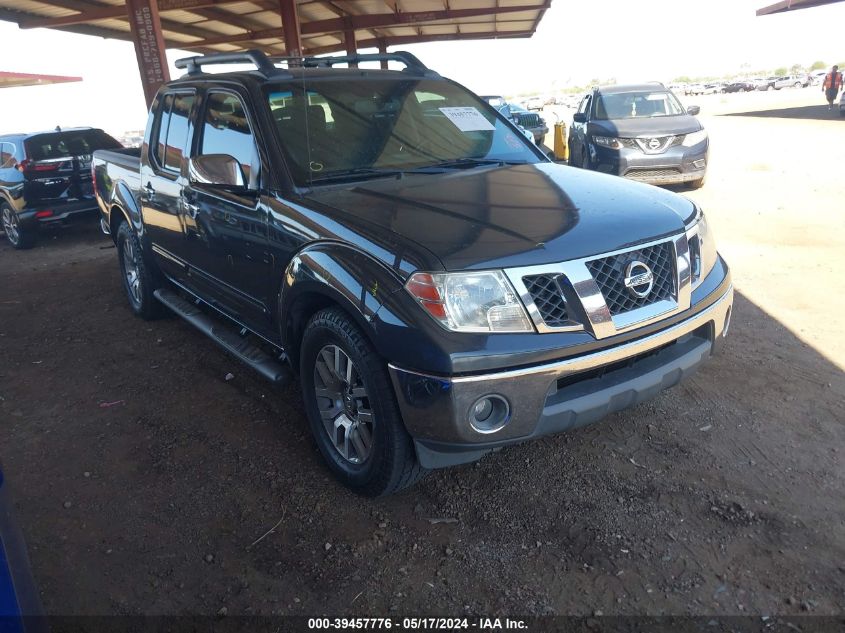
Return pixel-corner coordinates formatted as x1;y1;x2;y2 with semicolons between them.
154;288;291;385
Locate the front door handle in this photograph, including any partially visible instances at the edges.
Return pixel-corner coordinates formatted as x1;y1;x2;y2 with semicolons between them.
142;182;156;200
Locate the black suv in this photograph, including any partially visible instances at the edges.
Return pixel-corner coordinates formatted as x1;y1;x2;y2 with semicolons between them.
568;84;708;188
0;127;122;249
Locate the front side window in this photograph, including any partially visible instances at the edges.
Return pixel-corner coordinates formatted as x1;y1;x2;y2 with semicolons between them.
265;78;540;186
594;90;686;120
199;92;257;182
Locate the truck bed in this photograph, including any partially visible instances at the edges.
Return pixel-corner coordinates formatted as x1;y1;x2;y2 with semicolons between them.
95;147;141;172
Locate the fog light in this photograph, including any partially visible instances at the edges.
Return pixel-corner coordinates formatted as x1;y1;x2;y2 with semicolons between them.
692;159;706;169
468;395;510;434
722;306;732;338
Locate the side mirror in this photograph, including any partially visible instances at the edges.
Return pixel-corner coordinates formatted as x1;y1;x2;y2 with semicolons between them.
573;112;587;124
687;105;701;116
189;154;247;188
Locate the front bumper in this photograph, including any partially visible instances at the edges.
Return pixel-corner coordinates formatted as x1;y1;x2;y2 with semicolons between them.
591;142;708;185
389;284;733;469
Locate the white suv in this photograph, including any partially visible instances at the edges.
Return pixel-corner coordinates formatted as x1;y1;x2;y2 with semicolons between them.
774;75;808;89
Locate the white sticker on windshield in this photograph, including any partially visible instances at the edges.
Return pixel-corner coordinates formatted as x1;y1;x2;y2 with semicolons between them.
439;107;496;132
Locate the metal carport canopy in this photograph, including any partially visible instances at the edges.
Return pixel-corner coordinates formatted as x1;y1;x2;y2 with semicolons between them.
0;0;551;104
757;0;845;14
0;70;81;87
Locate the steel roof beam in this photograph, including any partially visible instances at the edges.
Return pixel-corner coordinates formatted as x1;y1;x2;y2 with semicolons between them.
179;3;547;48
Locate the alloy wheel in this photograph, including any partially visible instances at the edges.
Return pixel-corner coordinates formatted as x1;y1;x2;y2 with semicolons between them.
2;207;20;246
121;236;142;304
313;344;374;465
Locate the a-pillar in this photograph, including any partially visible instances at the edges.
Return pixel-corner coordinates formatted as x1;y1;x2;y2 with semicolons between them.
278;0;303;57
125;0;170;107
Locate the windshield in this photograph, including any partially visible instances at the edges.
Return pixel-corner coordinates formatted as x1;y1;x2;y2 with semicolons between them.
25;129;121;160
264;78;540;186
593;90;686;120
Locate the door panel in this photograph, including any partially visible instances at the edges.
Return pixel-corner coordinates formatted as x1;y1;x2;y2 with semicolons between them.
141;92;195;280
180;90;270;327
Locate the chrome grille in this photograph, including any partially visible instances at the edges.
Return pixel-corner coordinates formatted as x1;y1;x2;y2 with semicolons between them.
586;242;676;316
625;168;681;179
523;274;569;327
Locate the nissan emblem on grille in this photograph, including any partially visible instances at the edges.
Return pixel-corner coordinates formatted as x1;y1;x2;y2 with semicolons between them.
624;261;655;298
647;138;661;150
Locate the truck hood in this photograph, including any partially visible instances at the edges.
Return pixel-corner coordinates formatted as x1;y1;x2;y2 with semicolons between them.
305;163;695;272
588;115;702;138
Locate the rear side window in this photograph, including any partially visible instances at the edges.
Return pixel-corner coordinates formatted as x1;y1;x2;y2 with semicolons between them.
0;142;16;168
24;129;121;160
199;92;257;181
152;93;195;173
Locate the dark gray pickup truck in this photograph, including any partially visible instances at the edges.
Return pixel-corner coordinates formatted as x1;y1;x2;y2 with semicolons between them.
93;51;733;496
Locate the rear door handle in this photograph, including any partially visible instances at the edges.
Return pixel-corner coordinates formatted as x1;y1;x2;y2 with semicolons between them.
182;199;200;219
142;183;156;200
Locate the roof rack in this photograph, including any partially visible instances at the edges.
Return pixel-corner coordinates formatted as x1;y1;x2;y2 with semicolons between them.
174;49;438;80
175;49;292;79
271;51;439;77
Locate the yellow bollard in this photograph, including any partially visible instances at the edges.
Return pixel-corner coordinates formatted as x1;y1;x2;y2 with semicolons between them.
553;122;568;162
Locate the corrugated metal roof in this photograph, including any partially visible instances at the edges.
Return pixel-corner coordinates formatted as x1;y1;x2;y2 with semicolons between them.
0;0;551;55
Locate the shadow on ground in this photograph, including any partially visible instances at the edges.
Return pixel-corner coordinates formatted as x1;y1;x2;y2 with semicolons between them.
722;103;844;121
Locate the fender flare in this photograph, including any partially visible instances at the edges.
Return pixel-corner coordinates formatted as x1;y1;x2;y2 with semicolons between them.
277;242;407;365
107;180;143;236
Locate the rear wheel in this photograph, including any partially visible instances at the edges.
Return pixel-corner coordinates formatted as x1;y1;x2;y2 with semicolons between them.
1;203;36;250
300;307;426;496
116;222;164;320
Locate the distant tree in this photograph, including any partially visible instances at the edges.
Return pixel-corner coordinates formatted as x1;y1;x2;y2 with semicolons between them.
774;67;788;76
674;75;693;83
809;60;826;71
790;63;805;75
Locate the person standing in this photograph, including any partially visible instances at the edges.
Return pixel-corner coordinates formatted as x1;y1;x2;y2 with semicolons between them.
822;65;843;110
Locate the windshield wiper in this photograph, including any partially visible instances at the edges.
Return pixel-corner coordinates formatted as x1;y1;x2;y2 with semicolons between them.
308;167;404;184
410;158;528;172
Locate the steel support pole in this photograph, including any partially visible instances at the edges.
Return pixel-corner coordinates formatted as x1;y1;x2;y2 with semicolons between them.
278;0;303;58
125;0;171;107
378;40;388;69
344;27;357;67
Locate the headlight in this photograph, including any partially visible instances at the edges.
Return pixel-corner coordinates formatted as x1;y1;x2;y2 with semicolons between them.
682;129;708;147
687;207;718;286
593;135;623;149
406;271;534;333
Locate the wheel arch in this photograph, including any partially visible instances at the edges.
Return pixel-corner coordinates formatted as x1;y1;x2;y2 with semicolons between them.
277;242;406;370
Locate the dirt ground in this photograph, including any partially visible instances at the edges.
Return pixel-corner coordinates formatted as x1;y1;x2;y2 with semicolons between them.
1;88;843;617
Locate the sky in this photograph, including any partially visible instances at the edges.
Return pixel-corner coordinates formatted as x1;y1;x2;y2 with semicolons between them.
1;0;844;137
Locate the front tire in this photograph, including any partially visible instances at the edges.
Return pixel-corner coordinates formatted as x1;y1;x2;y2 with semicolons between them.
300;307;426;496
116;222;163;320
1;203;36;250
